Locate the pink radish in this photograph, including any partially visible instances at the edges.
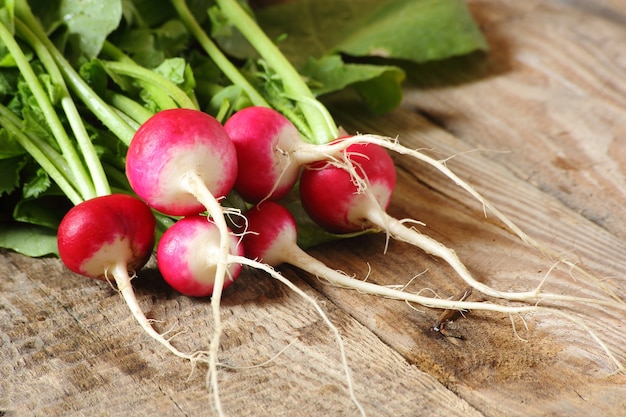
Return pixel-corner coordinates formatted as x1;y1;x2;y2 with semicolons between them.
298;141;600;303
224;106;349;203
224;106;304;202
299;141;396;234
126;108;237;217
57;194;202;361
240;201;506;309
157;215;243;297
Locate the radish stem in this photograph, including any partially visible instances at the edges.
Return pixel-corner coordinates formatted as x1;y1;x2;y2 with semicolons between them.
14;1;136;145
0;106;83;205
170;0;270;108
14;19;111;197
0;20;96;200
215;0;339;144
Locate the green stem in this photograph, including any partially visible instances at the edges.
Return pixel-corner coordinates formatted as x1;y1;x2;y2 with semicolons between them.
170;0;270;108
215;0;338;144
100;41;198;111
106;92;153;125
0;106;83;205
103;61;194;110
0;104;73;183
0;19;97;200
15;19;111;197
14;0;136;146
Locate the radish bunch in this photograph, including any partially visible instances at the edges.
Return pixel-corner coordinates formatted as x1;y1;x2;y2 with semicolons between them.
7;1;621;416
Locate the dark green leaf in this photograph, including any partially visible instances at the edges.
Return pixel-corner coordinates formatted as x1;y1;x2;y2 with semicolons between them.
0;129;27;159
302;55;405;113
22;167;51;199
0;222;59;257
13;192;72;229
0;156;24;196
257;0;488;68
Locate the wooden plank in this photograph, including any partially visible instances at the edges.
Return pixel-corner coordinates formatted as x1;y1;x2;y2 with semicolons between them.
0;250;481;416
2;0;626;416
322;0;626;415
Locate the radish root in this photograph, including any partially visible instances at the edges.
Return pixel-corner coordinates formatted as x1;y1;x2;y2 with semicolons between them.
108;263;209;363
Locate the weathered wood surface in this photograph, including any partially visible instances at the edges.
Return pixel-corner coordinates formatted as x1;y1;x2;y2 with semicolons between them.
2;0;626;416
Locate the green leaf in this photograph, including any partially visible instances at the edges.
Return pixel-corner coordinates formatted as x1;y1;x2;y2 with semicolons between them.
22;166;50;199
0;156;24;196
13;192;71;229
257;0;488;68
302;55;405;113
0;222;59;257
0;128;27;159
153;57;187;85
59;0;123;58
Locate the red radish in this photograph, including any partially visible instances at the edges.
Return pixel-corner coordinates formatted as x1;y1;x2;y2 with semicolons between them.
240;202;471;307
57;194;202;361
224;106;350;203
299;141;396;234
126;108;237;217
299;141;599;303
297;141;505;293
157;215;243;297
224;106;305;202
58;194;155;279
240;201;514;309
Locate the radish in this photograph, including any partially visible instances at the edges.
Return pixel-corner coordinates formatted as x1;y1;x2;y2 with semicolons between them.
157;215;244;297
241;201;540;309
57;194;204;361
298;140;626;308
223;106;377;203
125;108;237;217
240;201;626;374
224;106;305;202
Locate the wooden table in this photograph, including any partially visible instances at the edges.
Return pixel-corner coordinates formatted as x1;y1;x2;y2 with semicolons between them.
2;1;625;415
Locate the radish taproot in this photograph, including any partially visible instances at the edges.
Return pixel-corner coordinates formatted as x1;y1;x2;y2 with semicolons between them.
57;194;204;361
157;215;243;297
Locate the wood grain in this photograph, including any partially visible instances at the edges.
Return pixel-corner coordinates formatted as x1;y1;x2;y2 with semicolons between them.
2;0;626;416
